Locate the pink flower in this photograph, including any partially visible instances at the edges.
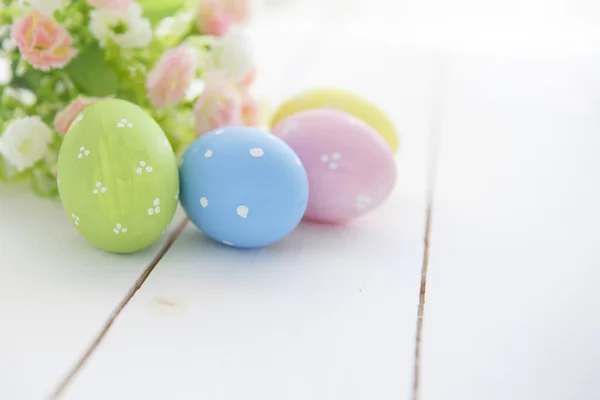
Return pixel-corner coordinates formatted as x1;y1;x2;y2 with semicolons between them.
241;91;259;127
239;67;256;88
87;0;132;10
196;0;234;37
193;73;242;136
11;11;78;71
196;0;253;36
54;96;99;135
146;46;197;109
223;0;252;24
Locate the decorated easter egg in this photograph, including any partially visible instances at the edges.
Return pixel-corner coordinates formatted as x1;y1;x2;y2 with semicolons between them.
57;99;179;253
179;126;308;248
270;87;399;153
272;109;397;224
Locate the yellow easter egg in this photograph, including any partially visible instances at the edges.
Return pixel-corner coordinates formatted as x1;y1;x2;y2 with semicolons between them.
270;88;399;153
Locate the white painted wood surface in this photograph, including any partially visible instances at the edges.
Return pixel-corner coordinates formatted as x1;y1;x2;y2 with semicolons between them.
62;42;434;400
0;185;185;399
421;52;600;400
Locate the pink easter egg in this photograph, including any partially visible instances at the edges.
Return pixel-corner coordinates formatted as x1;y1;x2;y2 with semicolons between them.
272;109;397;224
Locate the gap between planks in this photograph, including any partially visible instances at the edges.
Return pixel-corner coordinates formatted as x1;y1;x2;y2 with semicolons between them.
49;218;190;400
412;55;446;400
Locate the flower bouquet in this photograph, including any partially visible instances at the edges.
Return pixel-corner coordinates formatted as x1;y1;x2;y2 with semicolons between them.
0;0;259;197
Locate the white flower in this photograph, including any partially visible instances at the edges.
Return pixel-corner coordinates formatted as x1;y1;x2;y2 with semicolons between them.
19;0;65;15
155;10;195;40
89;3;152;49
2;87;36;106
208;30;253;83
0;116;53;171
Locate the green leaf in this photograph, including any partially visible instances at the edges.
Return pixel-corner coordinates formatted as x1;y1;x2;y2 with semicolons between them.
139;0;187;24
0;155;30;184
65;45;119;97
30;167;58;197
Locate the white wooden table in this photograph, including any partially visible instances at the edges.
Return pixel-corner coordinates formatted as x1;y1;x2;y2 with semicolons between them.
1;2;600;399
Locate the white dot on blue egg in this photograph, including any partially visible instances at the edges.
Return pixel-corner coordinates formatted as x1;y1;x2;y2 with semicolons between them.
237;205;249;219
250;148;264;157
179;127;309;248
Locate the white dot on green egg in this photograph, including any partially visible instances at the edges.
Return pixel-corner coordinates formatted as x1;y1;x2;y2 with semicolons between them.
200;197;208;208
250;148;264;157
237;205;249;219
153;198;160;206
204;149;213;158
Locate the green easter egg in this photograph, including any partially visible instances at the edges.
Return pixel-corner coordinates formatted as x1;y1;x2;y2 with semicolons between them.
57;99;179;254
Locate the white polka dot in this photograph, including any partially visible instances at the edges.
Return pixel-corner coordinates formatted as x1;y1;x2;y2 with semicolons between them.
200;197;208;208
77;154;83;159
80;146;85;151
148;208;154;215
121;228;128;233
155;206;160;214
236;205;249;219
136;168;142;175
153;198;160;206
139;161;146;167
329;162;339;170
204;149;213;158
250;148;264;157
331;152;342;160
146;166;153;172
320;154;329;162
113;228;119;234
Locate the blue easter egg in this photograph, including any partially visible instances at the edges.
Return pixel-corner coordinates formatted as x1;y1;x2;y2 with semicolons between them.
179;127;309;248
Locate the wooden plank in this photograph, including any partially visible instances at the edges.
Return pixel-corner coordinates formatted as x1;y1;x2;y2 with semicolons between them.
420;51;600;400
0;185;187;399
62;42;436;399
